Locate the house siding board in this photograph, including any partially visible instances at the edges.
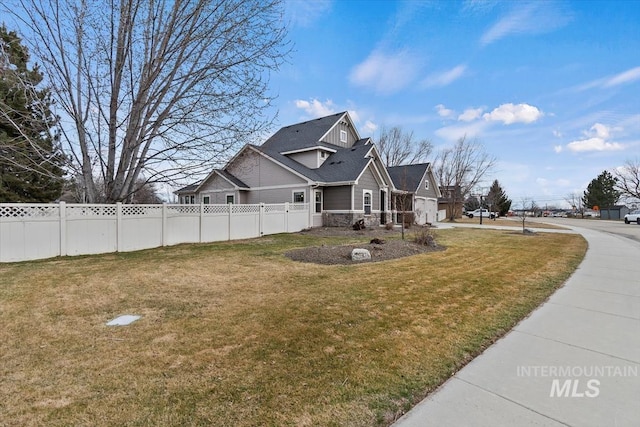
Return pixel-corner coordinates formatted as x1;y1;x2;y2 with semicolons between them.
322;123;358;148
227;149;307;187
323;186;351;210
245;187;307;204
199;174;235;193
355;167;380;211
288;151;318;169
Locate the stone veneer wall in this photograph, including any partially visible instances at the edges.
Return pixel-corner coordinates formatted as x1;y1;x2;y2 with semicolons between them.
323;212;383;227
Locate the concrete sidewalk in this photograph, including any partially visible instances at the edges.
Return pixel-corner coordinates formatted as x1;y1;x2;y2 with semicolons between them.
394;225;640;427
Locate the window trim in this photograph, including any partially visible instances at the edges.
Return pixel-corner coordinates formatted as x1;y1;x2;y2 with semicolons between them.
292;190;305;203
202;195;211;204
225;193;235;204
339;130;347;143
363;190;372;215
314;190;323;213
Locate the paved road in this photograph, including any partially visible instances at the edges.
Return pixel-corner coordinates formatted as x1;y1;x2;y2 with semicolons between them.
531;217;640;243
393;219;640;427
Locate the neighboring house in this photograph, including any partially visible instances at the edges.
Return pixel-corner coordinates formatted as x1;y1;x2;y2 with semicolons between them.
438;185;463;219
387;163;441;225
176;111;440;227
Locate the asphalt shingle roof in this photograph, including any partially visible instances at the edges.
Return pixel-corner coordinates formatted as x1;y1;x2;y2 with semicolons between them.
261;112;347;153
387;163;430;192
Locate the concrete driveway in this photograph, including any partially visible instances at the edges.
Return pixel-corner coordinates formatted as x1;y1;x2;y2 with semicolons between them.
393;220;640;427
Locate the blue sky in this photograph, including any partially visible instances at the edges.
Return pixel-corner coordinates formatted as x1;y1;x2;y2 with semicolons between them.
268;0;640;208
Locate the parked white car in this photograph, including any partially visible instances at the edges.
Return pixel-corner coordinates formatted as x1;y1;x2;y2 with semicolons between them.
624;210;640;224
466;209;497;219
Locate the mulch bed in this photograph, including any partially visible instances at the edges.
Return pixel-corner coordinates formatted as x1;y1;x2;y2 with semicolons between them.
285;226;444;265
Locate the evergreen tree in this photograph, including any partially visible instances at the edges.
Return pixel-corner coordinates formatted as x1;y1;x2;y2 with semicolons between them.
463;195;480;212
0;24;65;202
582;171;621;211
486;179;512;216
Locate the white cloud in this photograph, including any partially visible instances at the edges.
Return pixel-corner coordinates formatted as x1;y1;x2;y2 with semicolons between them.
588;123;610;139
361;120;378;136
421;65;467;88
483;103;544;124
458;107;484;122
294;98;336;117
603;66;640;87
565;122;624;152
566;138;624;153
480;3;571;46
435;104;455;118
349;50;419;95
574;66;640;92
554;145;563;153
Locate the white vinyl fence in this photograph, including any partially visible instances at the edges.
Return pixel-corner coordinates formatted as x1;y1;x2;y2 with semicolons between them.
0;202;309;263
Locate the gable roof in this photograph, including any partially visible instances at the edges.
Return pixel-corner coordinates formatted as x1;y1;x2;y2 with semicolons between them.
253;111;381;185
174;169;249;195
387;163;431;193
261;111;349;153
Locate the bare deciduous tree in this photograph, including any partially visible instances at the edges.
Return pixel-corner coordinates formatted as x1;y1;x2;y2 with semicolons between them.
433;136;495;221
6;0;289;202
377;126;432;167
614;158;640;201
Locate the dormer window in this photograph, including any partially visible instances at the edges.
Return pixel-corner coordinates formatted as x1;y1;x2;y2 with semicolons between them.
321;151;327;158
340;130;347;143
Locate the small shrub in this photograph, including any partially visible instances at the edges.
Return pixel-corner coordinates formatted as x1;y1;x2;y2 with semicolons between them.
413;227;436;247
384;221;394;231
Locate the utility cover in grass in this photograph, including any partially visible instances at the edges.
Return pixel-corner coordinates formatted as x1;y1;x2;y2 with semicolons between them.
106;315;141;326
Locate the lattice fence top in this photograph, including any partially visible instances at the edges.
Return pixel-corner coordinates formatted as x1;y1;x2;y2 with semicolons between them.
167;205;201;214
203;205;230;214
232;204;260;214
264;204;286;213
0;205;59;218
66;205;117;218
289;203;309;211
121;205;162;217
0;202;310;219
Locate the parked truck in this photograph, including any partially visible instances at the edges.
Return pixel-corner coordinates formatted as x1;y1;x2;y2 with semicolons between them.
466;208;498;219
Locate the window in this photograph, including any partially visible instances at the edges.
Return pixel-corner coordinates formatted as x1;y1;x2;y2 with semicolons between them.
314;190;322;213
320;151;327;158
202;195;210;204
340;130;347;143
226;194;234;204
363;191;372;215
293;191;305;203
425;179;429;190
189;195;195;204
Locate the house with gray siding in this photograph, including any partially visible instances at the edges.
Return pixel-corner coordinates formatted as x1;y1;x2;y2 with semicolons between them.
176;112;439;227
387;163;441;225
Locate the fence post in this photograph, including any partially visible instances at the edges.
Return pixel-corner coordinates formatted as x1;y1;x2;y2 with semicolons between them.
227;203;232;241
116;202;123;252
259;203;265;236
199;201;204;243
162;203;168;246
285;202;290;232
59;202;67;256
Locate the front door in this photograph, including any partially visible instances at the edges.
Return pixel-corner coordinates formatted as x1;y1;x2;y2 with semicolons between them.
312;189;323;227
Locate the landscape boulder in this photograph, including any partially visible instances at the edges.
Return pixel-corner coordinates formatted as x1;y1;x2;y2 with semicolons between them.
351;248;371;261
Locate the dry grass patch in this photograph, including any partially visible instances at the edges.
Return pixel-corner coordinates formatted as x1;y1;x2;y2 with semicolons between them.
451;217;568;229
0;229;586;426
